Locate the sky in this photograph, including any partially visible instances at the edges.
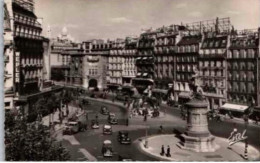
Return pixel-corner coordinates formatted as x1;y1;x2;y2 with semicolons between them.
35;0;260;42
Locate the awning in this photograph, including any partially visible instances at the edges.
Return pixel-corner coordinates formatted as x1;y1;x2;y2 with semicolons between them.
149;57;153;60
137;73;141;76
143;73;148;76
220;103;249;112
179;92;191;99
143;57;147;60
136;57;141;60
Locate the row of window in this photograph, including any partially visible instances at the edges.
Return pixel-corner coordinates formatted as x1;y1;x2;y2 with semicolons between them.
200;49;226;55
227;95;255;104
155;38;175;46
228;72;255;81
199;61;225;67
14;25;41;36
227;82;255;93
227;49;256;58
200;70;224;77
178;45;199;53
202;39;227;48
177;65;197;72
227;62;255;70
21;58;43;65
176;56;197;63
89;69;98;75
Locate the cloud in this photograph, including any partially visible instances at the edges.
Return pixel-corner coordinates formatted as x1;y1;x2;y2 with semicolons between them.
176;3;187;9
188;11;202;17
227;10;240;15
109;17;133;23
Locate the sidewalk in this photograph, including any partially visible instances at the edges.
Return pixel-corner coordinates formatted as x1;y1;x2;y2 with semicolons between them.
135;134;260;161
41;104;83;140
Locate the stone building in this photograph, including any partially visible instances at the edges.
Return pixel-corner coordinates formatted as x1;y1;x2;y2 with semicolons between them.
49;27;79;82
222;28;260;117
122;36;138;85
199;33;229;110
175;33;202;101
108;38;125;87
133;29;156;93
154;25;180;92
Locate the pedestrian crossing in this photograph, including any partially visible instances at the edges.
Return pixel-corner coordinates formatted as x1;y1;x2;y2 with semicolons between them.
63;135;80;145
79;148;97;161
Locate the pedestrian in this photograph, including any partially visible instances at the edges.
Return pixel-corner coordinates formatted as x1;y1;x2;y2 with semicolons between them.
95;114;99;121
144;114;147;121
160;145;165;156
166;145;171;157
255;116;259;125
159;125;163;134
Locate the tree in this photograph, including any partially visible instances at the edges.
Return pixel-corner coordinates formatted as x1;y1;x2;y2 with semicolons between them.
5;112;70;161
61;90;73;115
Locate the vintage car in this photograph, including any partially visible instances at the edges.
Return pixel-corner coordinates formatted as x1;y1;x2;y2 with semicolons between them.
103;125;112;135
108;113;118;125
63;121;79;135
100;106;109;115
102;140;113;157
117;131;131;144
91;120;99;129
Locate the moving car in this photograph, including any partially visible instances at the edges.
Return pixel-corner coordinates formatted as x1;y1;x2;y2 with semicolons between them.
103;125;112;135
63;121;79;135
102;140;113;157
91;120;99;129
100;106;109;115
117;131;131;144
108;113;118;125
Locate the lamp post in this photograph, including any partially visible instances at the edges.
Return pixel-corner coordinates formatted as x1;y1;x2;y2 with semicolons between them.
244;114;249;160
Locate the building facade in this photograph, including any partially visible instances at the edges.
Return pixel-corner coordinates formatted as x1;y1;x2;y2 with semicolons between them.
133;29;156;93
122;36;138;85
175;33;202;101
108;39;125;86
223;29;260;116
199;33;229;110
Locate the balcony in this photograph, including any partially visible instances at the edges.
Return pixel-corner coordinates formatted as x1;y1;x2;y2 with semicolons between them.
14;18;41;28
14;32;42;40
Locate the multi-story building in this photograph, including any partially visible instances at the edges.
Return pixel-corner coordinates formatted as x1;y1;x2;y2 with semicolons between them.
109;38;125;86
122;36;138;85
198;18;232;110
222;28;260;117
50;27;79;82
64;44;85;86
133;29;156;93
154;25;180;92
10;0;44;96
175;33;202;101
82;40;110;90
4;0;64;116
4;2;15;110
199;33;229;110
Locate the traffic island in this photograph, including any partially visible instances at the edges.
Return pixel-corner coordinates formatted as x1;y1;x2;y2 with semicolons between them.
135;134;260;161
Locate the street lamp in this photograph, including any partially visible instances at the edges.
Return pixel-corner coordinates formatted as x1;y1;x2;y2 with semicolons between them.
244;114;249;160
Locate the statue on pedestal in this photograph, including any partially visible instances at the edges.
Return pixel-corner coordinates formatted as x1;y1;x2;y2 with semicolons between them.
188;68;205;101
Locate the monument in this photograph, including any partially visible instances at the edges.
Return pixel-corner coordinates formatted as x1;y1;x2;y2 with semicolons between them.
177;69;219;152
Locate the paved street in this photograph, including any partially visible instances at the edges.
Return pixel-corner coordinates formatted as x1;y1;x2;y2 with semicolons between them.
60;97;260;161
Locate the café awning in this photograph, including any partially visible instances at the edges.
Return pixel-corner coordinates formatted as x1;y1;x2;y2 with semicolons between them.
220;103;249;112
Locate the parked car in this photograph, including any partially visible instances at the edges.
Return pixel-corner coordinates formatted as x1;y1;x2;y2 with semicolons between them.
117;131;131;144
63;121;79;135
91;120;99;129
108;113;118;125
102;140;113;157
100;106;109;115
103;125;112;135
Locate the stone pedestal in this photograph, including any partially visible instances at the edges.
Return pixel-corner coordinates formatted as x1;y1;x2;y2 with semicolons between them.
177;98;219;152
